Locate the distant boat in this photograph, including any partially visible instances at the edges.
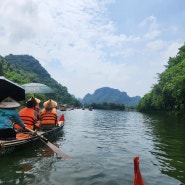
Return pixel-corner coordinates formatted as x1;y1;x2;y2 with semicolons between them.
89;107;93;111
70;106;74;110
60;105;67;111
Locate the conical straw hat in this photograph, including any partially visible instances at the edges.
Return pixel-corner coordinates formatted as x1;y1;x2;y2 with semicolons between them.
0;97;20;108
28;97;41;104
43;99;57;108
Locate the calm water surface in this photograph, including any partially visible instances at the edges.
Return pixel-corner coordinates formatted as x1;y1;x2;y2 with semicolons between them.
0;109;185;185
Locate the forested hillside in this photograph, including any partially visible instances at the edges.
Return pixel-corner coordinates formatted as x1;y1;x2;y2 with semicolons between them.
137;43;185;114
0;54;81;107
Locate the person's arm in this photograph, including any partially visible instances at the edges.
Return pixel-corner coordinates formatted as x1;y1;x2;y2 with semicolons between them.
12;109;25;128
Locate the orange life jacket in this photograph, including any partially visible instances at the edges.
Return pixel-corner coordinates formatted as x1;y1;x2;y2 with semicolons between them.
18;107;37;130
40;108;57;125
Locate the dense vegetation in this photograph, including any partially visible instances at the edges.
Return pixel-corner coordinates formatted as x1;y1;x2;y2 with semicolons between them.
0;54;81;107
89;102;125;111
137;43;185;115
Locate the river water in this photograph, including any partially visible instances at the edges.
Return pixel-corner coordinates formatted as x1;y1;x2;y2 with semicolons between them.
0;109;185;185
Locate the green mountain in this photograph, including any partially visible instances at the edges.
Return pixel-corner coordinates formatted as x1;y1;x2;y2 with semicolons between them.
137;43;185;114
0;54;81;107
82;87;141;107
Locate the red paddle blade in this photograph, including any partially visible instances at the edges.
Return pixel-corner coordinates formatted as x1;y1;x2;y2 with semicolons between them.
133;156;146;185
59;114;65;121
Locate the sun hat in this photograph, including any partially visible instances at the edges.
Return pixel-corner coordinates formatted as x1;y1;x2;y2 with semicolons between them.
0;97;20;108
43;99;57;108
28;97;41;104
26;100;35;108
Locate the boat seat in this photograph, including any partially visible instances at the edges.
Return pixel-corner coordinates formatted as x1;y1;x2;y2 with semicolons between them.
40;124;57;130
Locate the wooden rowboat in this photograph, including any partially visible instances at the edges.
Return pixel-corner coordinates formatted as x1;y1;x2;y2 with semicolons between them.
0;121;64;157
0;77;70;159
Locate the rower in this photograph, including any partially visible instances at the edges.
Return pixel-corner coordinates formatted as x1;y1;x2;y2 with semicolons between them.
40;99;58;130
0;97;25;140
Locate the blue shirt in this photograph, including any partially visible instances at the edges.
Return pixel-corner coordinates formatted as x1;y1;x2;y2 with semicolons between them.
0;108;25;129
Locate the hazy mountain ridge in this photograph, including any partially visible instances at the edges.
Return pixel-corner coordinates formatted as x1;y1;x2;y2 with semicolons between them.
82;87;141;107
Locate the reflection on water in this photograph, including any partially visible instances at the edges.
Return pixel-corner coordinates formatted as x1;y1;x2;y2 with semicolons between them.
0;110;184;185
0;132;64;185
143;113;185;184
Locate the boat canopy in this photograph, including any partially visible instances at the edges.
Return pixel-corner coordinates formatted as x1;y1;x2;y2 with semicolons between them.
0;76;25;102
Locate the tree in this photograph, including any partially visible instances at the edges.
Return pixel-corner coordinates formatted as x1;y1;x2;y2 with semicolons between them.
137;43;185;114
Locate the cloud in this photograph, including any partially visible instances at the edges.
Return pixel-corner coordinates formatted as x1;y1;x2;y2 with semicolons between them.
0;0;185;98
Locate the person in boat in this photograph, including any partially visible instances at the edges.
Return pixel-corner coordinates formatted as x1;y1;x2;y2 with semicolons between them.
40;99;58;128
0;97;25;140
28;97;41;121
18;100;38;130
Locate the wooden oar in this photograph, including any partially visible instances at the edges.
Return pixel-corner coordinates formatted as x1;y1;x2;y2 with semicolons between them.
25;127;71;160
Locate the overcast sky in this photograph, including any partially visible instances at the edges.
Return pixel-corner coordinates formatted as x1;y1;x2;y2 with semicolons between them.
0;0;185;98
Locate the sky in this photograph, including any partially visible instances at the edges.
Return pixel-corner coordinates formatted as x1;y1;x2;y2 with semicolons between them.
0;0;185;99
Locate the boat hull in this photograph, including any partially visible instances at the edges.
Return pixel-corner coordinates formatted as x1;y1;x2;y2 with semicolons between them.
0;122;64;156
